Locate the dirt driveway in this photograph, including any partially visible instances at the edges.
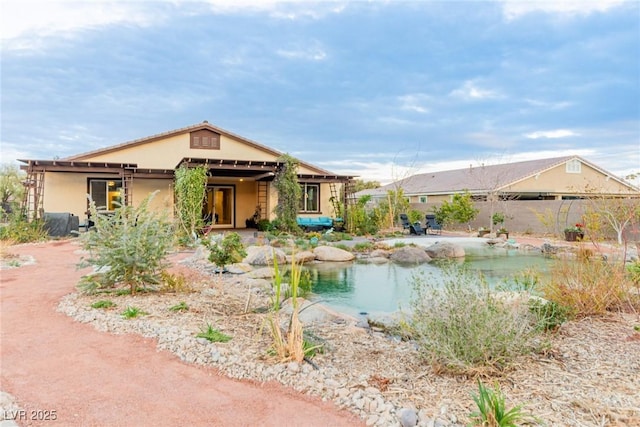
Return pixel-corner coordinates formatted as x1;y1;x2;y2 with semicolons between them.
0;240;363;427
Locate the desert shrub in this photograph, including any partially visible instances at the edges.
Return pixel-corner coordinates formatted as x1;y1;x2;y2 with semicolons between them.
160;271;192;293
409;265;540;374
78;191;174;295
0;214;47;243
528;298;569;332
627;260;640;285
352;241;374;252
323;231;351;242
540;255;639;318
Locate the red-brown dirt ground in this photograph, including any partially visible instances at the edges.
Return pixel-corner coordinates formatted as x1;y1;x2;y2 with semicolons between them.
0;240;364;427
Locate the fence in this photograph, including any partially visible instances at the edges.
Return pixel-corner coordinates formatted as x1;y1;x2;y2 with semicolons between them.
412;199;640;241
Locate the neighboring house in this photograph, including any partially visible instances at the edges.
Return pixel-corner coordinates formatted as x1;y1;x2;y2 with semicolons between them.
19;121;354;228
355;156;640;204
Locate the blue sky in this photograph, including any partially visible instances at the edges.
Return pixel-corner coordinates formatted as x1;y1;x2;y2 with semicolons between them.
1;0;639;184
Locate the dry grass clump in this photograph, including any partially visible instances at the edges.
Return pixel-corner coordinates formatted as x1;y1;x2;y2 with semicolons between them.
541;251;639;318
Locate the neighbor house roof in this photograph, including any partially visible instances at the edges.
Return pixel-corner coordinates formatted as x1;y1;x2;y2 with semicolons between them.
357;155;638;197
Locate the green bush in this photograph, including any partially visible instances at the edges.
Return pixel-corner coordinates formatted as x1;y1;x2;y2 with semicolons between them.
0;214;47;243
409;265;540;374
78;191;174;295
203;232;246;270
529;298;569;332
257;219;273;231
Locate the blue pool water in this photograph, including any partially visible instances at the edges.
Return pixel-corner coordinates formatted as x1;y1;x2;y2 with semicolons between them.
305;240;554;316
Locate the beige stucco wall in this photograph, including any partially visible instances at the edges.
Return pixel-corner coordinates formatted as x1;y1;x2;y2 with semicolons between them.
506;163;636;195
131;179;174;215
77;134;277;169
43;173;174;220
43;173;90;219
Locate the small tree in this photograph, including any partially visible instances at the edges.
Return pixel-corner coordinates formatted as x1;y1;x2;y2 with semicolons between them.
174;165;208;246
347;195;379;235
584;193;640;245
202;232;247;287
433;190;479;231
0;164;25;217
78;191;174;295
273;154;302;233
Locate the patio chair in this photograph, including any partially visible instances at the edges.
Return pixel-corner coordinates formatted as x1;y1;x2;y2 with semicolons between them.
400;213;425;235
399;213;411;233
425;214;442;235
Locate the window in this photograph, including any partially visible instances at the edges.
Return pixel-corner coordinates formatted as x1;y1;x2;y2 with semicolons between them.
566;159;581;174
89;179;123;211
419;195;428;203
299;183;320;212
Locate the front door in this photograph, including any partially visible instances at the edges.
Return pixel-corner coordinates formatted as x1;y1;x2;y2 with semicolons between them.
204;186;234;228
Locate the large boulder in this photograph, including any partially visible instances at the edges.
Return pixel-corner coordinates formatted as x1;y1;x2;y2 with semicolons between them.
313;245;355;262
243;245;287;266
424;241;465;259
389;246;431;264
288;250;316;264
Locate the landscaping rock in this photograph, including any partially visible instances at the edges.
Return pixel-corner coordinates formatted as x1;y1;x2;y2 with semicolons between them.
370;249;391;258
288;250;316;264
243;246;287;266
245;267;276;279
313;245;355;262
424;241;465;259
398;408;418;427
389;246;431;264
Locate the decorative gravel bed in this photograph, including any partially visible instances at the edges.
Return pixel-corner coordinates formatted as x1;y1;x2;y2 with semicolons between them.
57;249;640;427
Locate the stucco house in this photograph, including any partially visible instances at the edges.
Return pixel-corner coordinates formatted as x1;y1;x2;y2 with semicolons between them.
356;156;639;204
19;121;354;229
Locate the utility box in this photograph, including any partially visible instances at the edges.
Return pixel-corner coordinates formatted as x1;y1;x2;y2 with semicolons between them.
44;212;80;237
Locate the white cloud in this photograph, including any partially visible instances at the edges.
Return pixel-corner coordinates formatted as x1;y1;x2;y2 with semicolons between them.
1;1;160;47
449;80;501;101
398;94;430;114
524;129;580;139
276;44;328;61
524;99;573;110
501;0;627;20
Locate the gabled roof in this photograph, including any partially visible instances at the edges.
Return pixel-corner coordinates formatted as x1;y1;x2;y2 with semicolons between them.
357;155;638;197
63;121;339;177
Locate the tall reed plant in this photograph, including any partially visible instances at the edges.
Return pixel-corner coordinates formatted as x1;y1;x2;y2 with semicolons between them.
266;250;317;363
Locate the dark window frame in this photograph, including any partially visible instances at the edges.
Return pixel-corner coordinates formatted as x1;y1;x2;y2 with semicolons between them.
87;178;123;212
299;182;320;213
